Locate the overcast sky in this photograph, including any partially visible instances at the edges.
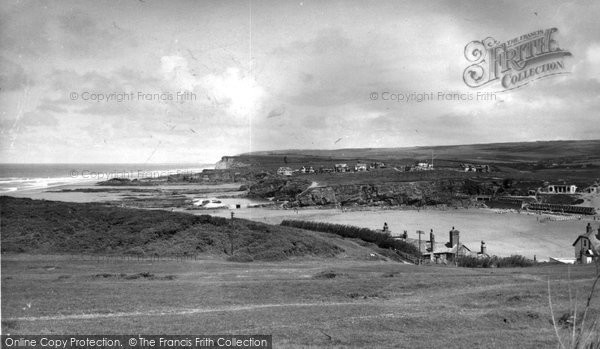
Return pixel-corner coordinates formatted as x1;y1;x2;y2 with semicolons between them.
0;0;598;163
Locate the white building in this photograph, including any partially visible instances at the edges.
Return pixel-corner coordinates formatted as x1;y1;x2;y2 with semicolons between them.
546;184;577;194
277;167;293;176
572;223;600;264
355;163;368;172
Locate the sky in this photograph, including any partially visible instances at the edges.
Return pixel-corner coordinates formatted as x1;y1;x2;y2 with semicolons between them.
0;0;598;164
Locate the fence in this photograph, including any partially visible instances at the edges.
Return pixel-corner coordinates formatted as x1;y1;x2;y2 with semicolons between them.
526;203;596;215
65;254;206;263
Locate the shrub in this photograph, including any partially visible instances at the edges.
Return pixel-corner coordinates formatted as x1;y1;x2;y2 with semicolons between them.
280;220;420;259
227;252;254;262
457;254;534;268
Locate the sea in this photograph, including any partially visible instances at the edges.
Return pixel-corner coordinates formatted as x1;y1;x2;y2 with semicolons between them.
0;163;214;193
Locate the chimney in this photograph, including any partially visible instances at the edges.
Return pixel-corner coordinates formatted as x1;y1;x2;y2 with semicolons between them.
480;241;486;255
430;229;435;252
449;227;460;247
586;223;592;234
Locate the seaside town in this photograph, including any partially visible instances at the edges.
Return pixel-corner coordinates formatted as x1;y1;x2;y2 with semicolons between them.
2;0;600;347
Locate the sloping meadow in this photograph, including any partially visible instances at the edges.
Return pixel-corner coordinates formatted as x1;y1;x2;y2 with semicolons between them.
0;196;343;260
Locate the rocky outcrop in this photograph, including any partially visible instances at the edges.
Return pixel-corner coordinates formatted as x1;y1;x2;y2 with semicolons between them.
248;177;312;201
215;156;250;169
246;176;482;208
293;180;468;207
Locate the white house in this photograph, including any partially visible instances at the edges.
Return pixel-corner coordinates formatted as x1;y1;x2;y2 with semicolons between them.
572;223;600;264
334;163;348;172
277;167;293;176
583;184;599;194
546;184;577;194
355;163;368;172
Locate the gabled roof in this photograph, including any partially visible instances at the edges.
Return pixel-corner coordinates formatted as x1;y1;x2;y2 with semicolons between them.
423;242;472;256
572;230;600;250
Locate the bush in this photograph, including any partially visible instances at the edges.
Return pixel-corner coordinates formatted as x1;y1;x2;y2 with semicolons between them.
226;252;254;262
280;220;420;259
457;254;535;268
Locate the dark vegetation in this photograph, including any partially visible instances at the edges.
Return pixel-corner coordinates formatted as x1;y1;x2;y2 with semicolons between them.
457;254;536;268
280;220;420;261
247;176;312;200
91;272;176;281
0;196;343;260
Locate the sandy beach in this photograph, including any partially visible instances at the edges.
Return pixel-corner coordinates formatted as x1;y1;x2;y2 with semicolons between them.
4;182;599;261
207;206;597;261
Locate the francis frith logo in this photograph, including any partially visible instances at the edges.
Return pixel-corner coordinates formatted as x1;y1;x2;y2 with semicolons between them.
463;28;571;90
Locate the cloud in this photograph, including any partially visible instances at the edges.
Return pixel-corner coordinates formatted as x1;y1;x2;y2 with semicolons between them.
201;67;265;118
160;55;197;91
0;57;30;91
266;105;286;118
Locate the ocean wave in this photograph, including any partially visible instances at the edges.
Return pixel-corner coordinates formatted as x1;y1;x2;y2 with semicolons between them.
0;166;213;193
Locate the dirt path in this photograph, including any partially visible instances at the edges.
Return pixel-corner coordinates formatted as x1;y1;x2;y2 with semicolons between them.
8;301;362;322
296;181;320;197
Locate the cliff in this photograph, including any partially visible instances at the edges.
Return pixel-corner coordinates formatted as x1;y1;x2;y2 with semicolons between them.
294;180;468;207
246;177;477;208
215;156;250;170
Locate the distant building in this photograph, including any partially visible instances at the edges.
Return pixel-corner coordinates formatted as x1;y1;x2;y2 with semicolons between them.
334;163;349;172
543;184;577;194
416;162;433;170
299;166;315;174
572;223;600;264
277;167;293;176
369;162;386;169
478;241;490;258
461;164;490;172
355;163;368;172
421;227;477;263
583;183;599;194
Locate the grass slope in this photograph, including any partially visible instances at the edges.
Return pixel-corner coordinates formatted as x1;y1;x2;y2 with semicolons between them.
242;140;600;163
2;257;599;347
0;196;343;260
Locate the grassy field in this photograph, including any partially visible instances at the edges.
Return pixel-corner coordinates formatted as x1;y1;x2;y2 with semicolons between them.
2;255;599;348
0;196;343;261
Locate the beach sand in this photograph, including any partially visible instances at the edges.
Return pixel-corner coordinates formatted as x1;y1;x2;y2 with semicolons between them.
207;206;598;261
5;182;599;261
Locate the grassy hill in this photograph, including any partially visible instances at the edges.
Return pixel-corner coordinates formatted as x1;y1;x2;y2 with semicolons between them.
0;196;345;261
242;140;600;164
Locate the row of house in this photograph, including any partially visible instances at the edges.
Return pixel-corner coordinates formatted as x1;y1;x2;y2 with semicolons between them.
421;227;489;263
276;162;386;176
538;182;599;194
335;162;385;172
460;164;491;172
405;162;433;171
406;223;600;265
395;227;488;264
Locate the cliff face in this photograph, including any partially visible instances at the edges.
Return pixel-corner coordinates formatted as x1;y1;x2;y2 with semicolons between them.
215;156;250;170
294;180;469;207
248;177;312;201
246;176;481;208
